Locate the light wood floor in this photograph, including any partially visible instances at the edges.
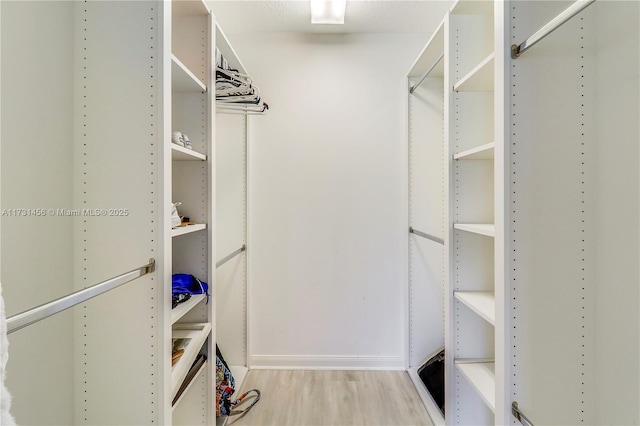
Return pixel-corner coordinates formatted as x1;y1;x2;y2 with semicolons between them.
227;370;433;426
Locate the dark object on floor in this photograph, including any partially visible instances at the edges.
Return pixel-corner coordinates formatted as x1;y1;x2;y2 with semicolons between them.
417;348;445;416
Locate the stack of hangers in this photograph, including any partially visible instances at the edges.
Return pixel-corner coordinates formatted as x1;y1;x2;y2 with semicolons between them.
216;49;268;115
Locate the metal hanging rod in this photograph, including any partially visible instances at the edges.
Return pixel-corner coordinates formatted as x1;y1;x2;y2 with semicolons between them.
511;0;596;59
216;245;246;269
216;102;269;116
217;109;267;116
409;227;444;245
7;259;155;334
512;402;534;426
409;53;444;94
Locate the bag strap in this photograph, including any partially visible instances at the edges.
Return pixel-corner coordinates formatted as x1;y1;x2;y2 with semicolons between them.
228;389;261;416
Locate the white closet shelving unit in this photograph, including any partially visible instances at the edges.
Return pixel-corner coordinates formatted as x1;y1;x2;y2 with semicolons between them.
406;18;447;426
408;1;507;424
213;24;252;426
508;1;639;425
411;0;638;425
447;1;506;423
2;1;256;423
168;1;215;424
168;2;256;424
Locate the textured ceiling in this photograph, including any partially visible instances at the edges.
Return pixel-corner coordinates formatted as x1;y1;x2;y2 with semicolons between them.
206;1;455;34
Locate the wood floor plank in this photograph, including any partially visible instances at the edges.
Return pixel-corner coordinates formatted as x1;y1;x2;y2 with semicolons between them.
226;370;433;426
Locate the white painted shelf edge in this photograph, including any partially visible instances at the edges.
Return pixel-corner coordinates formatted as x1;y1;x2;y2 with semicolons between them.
407;20;445;78
171;224;207;237
407;367;445;426
171;323;212;399
172;0;209;16
171;359;208;410
229;365;249;392
453;52;495;92
450;0;494;16
215;24;247;75
172;54;207;93
171;294;206;325
172;143;206;161
216;366;250;426
455;361;495;412
454;291;495;325
453;142;495;160
453;223;495;237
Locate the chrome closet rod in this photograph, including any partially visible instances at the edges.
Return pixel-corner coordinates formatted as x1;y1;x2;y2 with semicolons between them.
511;0;596;59
216;245;246;269
217;109;267;116
409;53;444;94
512;402;535;426
409;227;444;245
7;259;155;334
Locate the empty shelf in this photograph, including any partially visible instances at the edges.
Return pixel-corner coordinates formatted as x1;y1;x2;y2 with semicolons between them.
171;323;212;399
455;361;495;412
454;223;495;237
454;142;494;160
454;291;495;325
172;359;208;410
172;294;206;325
172;55;206;93
454;53;494;92
172;224;207;237
408;21;445;78
172;144;206;161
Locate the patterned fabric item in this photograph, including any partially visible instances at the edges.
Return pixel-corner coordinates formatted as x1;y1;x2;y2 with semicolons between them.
215;354;235;391
215;345;260;417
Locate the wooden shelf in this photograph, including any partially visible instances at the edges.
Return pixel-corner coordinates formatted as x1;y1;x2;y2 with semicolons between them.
454;142;494;160
172;294;206;325
453;223;495;237
172;144;206;161
454;53;494;92
455;361;495;412
171;323;212;399
172;54;206;93
454;291;495;325
171;224;207;237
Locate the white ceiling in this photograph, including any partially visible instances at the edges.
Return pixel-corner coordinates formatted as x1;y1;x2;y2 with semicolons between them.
206;1;455;34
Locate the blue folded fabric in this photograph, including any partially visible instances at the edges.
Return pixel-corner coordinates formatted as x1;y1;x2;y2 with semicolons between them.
172;274;209;303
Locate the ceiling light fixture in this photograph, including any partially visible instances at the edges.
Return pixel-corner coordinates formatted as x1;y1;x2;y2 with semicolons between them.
310;0;346;25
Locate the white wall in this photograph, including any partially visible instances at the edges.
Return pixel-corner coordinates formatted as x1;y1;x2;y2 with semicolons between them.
228;32;426;368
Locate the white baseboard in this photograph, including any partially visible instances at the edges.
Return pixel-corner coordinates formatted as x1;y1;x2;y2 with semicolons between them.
249;354;405;370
